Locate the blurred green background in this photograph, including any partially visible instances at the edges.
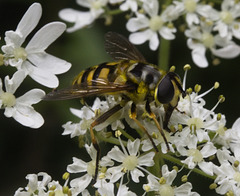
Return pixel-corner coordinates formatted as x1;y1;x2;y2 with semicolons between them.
0;0;239;195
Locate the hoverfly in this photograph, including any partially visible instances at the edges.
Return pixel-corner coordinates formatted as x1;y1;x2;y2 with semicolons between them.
44;32;185;181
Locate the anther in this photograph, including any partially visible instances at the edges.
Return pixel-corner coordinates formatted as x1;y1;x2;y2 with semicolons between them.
170;66;176;72
214;82;220;89
209;183;217;190
218;95;225;103
194;84;201;93
183;64;191;71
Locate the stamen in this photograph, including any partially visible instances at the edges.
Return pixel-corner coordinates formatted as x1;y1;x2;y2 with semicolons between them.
183;64;191;91
195;82;219;100
117;134;128;155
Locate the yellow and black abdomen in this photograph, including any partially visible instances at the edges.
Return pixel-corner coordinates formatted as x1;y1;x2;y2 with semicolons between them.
72;62;119;86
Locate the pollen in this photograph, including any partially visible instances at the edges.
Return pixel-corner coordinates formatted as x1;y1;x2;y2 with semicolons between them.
220;11;234;24
122;155;138;171
143;184;151;192
0;92;16;107
183;64;191;71
87;160;96;177
91;0;102;9
202;32;214;48
234;172;240;183
187;117;204;130
214;82;220;89
184;0;197;13
13;47;27;61
149;16;164;31
187;148;203;163
158;184;174;196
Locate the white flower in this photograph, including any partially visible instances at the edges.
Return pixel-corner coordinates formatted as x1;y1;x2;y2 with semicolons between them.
171;84;226;146
14;172;70;196
185;21;240;67
174;0;218;26
62;97;123;137
216;118;240;159
1;3;71;88
67;144;113;196
214;149;240;195
126;0;178;50
110;0;138;12
14;172;51;196
0;71;45;128
213;0;240;39
59;0;108;32
107;138;155;183
95;178;136;196
143;165;200;196
178;135;216;175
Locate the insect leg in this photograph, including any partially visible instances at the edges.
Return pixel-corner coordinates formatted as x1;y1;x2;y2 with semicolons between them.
163;104;175;132
129;102;159;152
145;100;170;151
90;104;123;182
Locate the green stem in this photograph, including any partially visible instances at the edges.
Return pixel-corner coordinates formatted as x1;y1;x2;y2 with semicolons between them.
118;128;135;141
107;8;122;15
162;154;217;180
148;151;164;178
96;132;127;146
158;38;170;71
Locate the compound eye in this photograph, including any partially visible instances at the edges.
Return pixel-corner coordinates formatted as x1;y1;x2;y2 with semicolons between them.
156;75;174;104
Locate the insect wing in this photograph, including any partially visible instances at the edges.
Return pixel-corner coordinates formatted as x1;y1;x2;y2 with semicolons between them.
104;31;146;62
43;80;136;101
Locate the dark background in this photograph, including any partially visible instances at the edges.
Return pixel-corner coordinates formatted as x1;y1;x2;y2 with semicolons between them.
0;0;239;195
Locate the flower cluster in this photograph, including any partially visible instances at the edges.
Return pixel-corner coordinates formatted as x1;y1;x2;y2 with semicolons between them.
14;172;71;196
60;0;240;67
1;1;240;196
0;3;71;128
53;65;240;195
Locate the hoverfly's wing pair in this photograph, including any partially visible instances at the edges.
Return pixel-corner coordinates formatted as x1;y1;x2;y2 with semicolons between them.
104;32;146;62
44;32;144;101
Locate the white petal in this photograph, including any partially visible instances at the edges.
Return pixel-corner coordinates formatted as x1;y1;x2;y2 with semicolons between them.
67;157;87;173
149;33;159;51
70;174;92;192
12;104;44;128
107;146;125;162
129;30;154;45
3;31;23;47
17;89;45;105
16;3;42;45
186;13;199;26
190;44;208;68
24;61;59;88
130;168;144;183
108;165;124;183
175;182;193;195
232;23;240;39
138;152;155;166
211;44;240;58
126;15;149;32
232;117;240;130
76;0;91;8
143;0;159;17
197;5;219;21
127;139;140;155
214;22;228;38
159;27;176;40
27;53;71;74
59;9;94;32
198;161;214;176
26;22;66;52
5;70;26;93
201;142;217;158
